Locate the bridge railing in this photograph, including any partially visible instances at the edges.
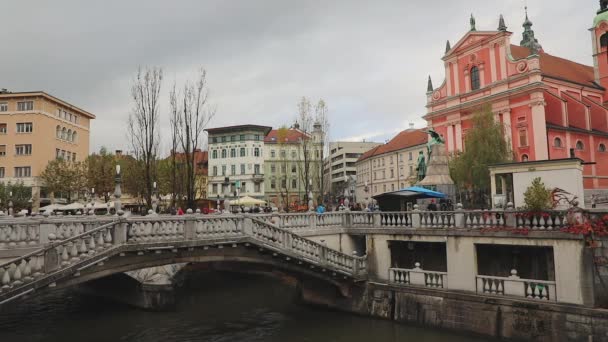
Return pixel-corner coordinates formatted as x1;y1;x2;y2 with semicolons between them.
0;219;119;300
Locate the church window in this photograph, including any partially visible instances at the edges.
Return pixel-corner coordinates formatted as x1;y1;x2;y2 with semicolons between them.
553;137;562;148
521;154;529;162
601;33;608;48
518;129;528;147
576;140;584;150
599;143;606;152
470;66;480;90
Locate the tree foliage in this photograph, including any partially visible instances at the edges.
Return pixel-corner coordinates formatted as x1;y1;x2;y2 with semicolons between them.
0;182;31;212
85;147;115;202
39;159;88;202
523;177;552;211
449;107;512;205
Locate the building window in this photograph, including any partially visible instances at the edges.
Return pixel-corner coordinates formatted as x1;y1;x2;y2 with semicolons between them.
212;150;217;159
240;148;246;157
17;101;33;111
518;129;528;147
391;184;395;191
271;179;276;189
0;103;7;112
576;140;584;150
254;135;260;141
221;165;226;175
271;164;276;173
599;143;606;153
390;169;394;178
221;136;226;143
73;153;77;161
230;148;236;158
212;184;217;194
16;122;33;133
280;150;286;158
0;123;6;133
56;126;61;138
291;164;297;173
230;135;236;142
470;66;480;90
554;137;562;148
292;178;297;189
15;144;32;155
61;127;67;140
254;148;260;157
231;165;236;175
271;150;276;158
291;150;297;159
239;134;245;141
0;167;4;178
383;184;386;192
254;183;261;192
221;149;227;158
281;178;287;189
521;154;529;162
212;137;218;143
0;145;5;156
14;166;31;178
213;166;218;176
72;131;77;143
241;164;245;175
254;164;260;174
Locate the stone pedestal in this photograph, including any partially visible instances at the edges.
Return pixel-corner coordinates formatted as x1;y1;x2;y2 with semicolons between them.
417;144;455;198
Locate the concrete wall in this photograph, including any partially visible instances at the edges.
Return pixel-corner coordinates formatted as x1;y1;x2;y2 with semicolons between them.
365;233;590;305
513;168;585;209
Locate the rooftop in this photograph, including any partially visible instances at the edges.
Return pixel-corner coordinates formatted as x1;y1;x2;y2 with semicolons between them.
357;129;427;162
205;124;272;135
264;128;309;144
0;91;96;119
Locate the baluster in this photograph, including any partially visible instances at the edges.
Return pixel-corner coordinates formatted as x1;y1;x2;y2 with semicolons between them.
88;234;96;254
69;242;79;262
61;246;70;266
497;280;504;294
1;267;11;290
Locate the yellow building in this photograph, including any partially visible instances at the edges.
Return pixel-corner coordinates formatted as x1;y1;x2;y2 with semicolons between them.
0;90;95;209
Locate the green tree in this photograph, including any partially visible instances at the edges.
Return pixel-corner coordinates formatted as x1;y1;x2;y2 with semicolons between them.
523;177;552;211
86;147;116;202
39;159;88;202
0;182;32;212
449;106;512;208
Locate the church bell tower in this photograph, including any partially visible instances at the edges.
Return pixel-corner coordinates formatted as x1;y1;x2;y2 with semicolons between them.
592;0;608;93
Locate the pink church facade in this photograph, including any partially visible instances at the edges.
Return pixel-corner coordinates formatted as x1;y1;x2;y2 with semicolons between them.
424;6;608;190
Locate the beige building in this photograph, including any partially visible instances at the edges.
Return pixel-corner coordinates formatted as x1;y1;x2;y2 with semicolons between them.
0;90;94;208
355;129;427;204
323;141;382;198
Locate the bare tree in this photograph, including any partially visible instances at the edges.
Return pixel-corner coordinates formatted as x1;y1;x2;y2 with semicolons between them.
127;66;163;208
170;68;215;209
296;97;326;206
314;99;330;202
169;83;180;208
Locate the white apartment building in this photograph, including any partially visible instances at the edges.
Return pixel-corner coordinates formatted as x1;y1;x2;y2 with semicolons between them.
205;125;272;201
355;129;427;204
323;141;382;197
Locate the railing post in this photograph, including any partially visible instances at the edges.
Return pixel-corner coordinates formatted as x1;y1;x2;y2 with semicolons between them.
113;218;128;245
310;212;317;230
39;219;55;245
454;203;465;228
319;246;327;266
44;248;59;273
373;212;381;227
242;215;253;235
342;211;352;228
353;251;359;275
411;206;421;228
504;202;516;228
184;216;196;240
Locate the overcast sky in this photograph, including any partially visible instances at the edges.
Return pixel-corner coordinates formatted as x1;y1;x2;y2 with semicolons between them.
2;0;591;154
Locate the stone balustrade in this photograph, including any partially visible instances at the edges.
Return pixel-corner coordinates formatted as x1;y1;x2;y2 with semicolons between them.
475;270;557;301
389;263;447;288
0;215;366;305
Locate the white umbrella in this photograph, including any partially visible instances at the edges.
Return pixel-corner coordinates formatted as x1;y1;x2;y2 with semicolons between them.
93;201;114;209
231;196;266;206
39;204;65;212
60;202;85;211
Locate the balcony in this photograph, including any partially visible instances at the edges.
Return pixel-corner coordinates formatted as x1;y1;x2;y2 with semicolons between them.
252;173;264;182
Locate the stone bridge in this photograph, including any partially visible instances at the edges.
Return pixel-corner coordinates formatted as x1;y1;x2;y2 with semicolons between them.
0;215;367;307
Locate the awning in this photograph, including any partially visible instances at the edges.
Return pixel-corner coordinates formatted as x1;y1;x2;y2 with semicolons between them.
230;196;266;206
401;186;447;199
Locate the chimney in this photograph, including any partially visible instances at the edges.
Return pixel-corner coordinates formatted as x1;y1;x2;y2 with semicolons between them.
115;150;123;157
408;123;415;130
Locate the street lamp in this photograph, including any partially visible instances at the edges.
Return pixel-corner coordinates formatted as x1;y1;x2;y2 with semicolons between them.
152;181;158;214
8;191;13;217
89;187;95;215
114;164;122;214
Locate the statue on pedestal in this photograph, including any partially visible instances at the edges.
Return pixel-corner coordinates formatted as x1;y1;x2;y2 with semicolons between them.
416;151;426;181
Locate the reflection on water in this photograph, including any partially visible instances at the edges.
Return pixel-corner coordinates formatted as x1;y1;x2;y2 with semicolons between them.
0;272;488;342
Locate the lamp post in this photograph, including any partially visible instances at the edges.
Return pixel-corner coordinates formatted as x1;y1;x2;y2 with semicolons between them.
89;187;95;215
152;181;158;214
8;190;13;217
114;164;122;214
216;192;221;212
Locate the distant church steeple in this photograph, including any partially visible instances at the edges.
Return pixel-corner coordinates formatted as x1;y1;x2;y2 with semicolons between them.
445;40;451;54
520;7;543;54
498;14;507;31
427;76;433;93
599;0;608;14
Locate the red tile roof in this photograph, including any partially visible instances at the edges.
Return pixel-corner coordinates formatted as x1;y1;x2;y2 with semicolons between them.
173;149;208;175
510;45;600;89
264;128;309;143
357;129;427;162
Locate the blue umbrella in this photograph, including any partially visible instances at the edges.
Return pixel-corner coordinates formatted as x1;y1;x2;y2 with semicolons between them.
400;186;447;199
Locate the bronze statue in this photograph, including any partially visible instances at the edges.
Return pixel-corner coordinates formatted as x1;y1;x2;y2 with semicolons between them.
416;151;426;181
426;128;445;160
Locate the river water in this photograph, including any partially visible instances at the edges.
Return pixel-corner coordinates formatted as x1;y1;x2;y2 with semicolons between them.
0;272;487;342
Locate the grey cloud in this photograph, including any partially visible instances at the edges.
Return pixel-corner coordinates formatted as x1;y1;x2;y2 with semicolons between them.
1;0;590;154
